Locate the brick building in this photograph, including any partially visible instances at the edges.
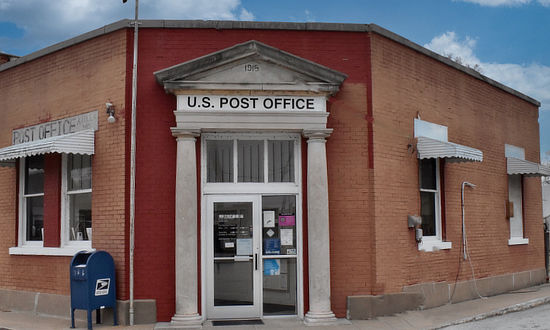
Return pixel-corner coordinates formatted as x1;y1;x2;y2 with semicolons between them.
0;20;548;327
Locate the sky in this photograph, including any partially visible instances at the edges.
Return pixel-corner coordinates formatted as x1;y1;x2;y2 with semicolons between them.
0;0;549;161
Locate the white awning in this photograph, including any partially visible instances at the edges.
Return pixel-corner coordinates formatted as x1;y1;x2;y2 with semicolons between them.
417;136;483;163
0;129;95;161
507;157;550;176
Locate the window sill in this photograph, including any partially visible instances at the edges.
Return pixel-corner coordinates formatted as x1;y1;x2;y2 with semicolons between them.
418;239;452;252
508;237;529;245
9;246;94;256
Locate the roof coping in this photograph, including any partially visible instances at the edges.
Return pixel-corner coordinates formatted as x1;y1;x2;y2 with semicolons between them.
0;19;540;107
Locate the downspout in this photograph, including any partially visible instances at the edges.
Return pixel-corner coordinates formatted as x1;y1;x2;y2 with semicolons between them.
128;0;139;326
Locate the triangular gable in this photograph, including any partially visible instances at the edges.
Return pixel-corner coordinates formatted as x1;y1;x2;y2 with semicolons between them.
154;40;347;94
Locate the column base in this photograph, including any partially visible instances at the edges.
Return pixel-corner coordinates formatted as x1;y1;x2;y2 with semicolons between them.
304;310;340;326
155;313;202;329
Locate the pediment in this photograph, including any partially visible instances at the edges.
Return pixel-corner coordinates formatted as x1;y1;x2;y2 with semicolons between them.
154;40;347;94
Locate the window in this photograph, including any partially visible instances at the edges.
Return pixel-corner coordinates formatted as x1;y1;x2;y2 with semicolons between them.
505;144;529;245
268;140;294;182
418;158;451;251
205;135;298;185
507;175;528;245
262;195;298;315
238;140;264;182
62;154;92;245
419;158;438;236
20;156;45;246
12;153;92;255
207;140;233;183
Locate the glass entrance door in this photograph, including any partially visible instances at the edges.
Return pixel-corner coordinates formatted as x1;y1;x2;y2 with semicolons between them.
206;195;261;319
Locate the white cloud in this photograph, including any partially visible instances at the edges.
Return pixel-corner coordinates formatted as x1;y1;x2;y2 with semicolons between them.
239;8;254;21
456;0;530;6
425;32;480;66
454;0;550;6
0;0;254;55
305;9;316;22
425;32;550;111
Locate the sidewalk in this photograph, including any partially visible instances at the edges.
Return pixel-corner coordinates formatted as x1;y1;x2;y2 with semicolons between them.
2;284;550;330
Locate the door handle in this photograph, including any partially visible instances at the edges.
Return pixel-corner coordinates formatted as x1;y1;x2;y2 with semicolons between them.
254;253;258;270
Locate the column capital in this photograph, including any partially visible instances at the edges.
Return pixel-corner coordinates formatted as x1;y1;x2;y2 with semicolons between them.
303;129;333;141
171;128;201;140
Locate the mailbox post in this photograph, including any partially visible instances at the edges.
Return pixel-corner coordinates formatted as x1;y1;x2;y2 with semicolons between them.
70;251;117;330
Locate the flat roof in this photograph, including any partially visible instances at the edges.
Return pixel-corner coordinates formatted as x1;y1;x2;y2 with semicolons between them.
0;51;19;58
0;19;540;107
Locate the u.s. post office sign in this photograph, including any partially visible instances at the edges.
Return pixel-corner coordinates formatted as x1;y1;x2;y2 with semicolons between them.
177;95;326;112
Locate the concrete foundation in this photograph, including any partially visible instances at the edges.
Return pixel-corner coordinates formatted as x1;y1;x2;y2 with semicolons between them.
0;289;156;325
347;268;546;319
347;293;424;319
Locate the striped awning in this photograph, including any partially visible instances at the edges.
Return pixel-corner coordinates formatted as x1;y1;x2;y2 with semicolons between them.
417;136;483;163
0;129;95;161
507;157;550;176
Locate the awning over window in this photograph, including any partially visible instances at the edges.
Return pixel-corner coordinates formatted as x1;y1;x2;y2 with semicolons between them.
507;157;550;176
416;136;483;163
0;129;95;161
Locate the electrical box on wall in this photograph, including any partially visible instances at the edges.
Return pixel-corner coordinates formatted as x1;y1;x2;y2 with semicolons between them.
415;227;423;243
408;215;423;243
407;215;422;228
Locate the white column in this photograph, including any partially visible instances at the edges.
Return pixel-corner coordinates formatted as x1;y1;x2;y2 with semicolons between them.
169;128;202;327
303;129;338;325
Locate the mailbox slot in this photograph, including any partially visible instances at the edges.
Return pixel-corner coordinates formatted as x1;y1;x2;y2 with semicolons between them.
72;265;87;281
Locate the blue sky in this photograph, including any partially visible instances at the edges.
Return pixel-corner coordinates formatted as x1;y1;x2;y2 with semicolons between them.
0;0;548;160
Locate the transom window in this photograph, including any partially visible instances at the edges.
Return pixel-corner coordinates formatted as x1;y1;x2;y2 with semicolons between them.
205;134;298;185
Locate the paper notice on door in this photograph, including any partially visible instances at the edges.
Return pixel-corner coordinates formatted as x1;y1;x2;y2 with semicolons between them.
264;238;281;255
264;259;280;276
263;211;275;228
280;229;293;246
236;238;253;255
279;215;295;226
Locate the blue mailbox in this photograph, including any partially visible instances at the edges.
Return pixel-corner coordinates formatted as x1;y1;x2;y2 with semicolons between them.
70;251;117;330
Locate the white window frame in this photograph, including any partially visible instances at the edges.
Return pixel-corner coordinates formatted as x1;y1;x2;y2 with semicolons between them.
16;157;44;248
505;144;529;245
418;159;452;251
507;174;529;245
61;153;92;249
10;154;94;256
202;133;301;195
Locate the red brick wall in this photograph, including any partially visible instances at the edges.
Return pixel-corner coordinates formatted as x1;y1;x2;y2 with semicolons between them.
369;32;543;293
43;154;61;247
0;25;543;322
134;28;372;319
0;30;128;297
0;166;17;288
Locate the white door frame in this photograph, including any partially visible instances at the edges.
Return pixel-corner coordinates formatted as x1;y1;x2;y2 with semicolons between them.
205;194;262;319
200;132;304;320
